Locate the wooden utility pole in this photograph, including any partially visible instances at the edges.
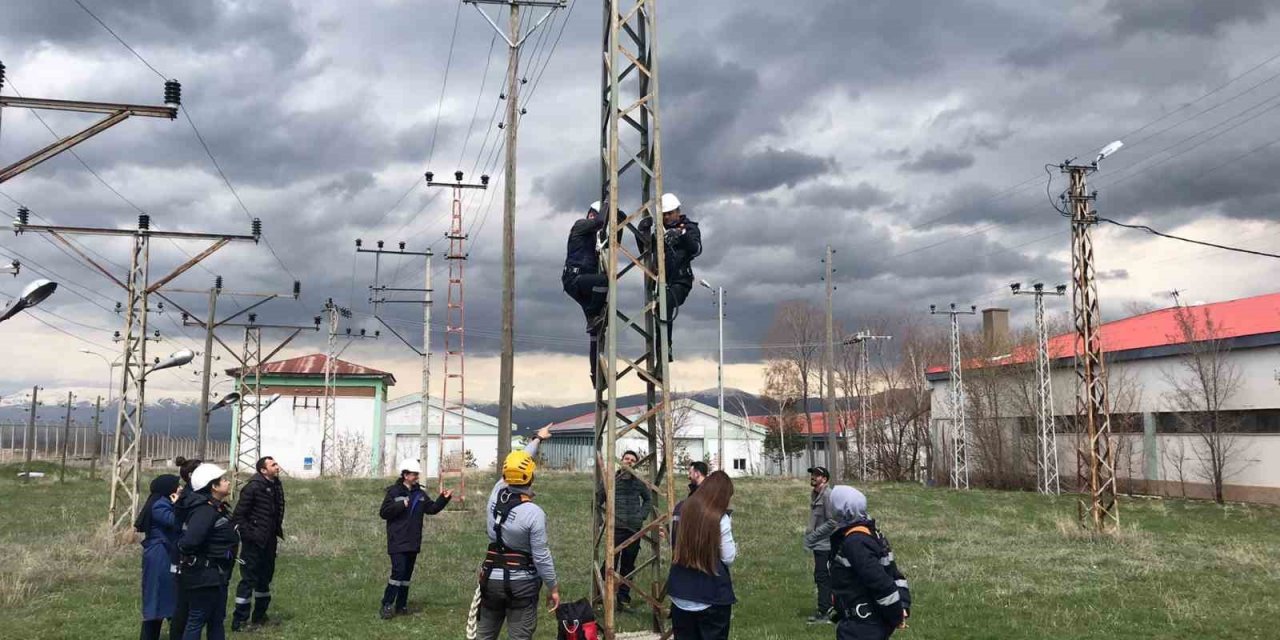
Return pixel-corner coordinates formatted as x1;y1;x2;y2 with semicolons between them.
22;385;39;483
196;278;219;458
90;396;102;479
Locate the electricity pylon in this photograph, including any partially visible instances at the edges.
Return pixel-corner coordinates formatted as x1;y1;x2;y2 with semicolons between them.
593;1;676;636
843;331;891;480
318;298;376;477
13;211;258;528
1060;159;1119;531
1011;282;1066;495
930;303;976;490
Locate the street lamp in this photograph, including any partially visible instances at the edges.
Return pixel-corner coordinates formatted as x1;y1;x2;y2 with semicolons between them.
699;278;725;471
2;260;18;276
148;349;195;375
208;392;241;414
0;279;58;323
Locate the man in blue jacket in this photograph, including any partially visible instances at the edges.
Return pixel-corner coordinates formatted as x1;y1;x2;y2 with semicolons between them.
378;458;452;619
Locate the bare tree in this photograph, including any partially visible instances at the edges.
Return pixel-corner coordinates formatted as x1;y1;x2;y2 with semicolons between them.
333;431;371;478
1162;305;1245;503
765;301;825;469
761;360;807;475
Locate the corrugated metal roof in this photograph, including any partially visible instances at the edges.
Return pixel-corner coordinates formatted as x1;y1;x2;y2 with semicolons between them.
226;353;396;384
926;291;1280;374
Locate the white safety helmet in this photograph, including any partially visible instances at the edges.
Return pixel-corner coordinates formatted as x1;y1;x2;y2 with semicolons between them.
190;463;226;493
397;458;422;475
588;200;602;214
660;193;681;214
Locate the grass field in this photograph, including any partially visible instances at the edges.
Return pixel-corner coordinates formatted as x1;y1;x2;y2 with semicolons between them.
3;461;1279;639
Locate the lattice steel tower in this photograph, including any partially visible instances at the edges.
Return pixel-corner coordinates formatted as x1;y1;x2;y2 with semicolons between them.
1061;160;1119;531
438;172;477;501
931;304;975;490
593;0;677;636
1012;282;1066;495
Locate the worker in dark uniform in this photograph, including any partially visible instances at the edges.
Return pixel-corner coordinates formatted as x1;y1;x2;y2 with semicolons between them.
638;193;701;362
177;464;240;639
378;458;452;619
826;486;911;640
230;456;286;631
562;200;625;385
171;457;203;640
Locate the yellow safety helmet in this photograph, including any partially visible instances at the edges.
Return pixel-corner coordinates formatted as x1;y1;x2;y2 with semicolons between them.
503;450;536;486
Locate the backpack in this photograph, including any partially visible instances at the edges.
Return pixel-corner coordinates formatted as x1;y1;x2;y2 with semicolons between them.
556;599;599;640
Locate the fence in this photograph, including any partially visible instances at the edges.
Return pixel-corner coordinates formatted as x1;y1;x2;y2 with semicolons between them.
0;422;230;468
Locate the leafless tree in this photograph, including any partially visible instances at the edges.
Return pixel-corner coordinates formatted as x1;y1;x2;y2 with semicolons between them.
760;360;807;475
1162;305;1246;503
333;431;371;478
764;301;825;469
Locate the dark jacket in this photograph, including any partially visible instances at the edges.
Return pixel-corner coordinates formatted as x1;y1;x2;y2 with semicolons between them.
597;472;652;532
828;518;910;626
140;498;180;620
638;215;701;286
232;473;285;547
177;493;240;590
174;486;205;528
564;217;605;272
380;482;451;554
667;503;737;607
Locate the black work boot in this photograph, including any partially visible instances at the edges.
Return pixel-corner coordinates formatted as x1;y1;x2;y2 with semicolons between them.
379;604;395;620
395;586;410;615
251;596;271;625
231;601;251;631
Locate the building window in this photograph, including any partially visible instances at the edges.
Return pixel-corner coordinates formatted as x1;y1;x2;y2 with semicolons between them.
733;458;746;471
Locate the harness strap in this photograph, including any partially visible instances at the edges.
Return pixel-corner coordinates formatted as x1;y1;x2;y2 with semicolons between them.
484;489;534;604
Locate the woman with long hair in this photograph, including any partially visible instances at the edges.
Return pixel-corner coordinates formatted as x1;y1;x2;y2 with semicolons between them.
667;470;736;640
137;474;182;640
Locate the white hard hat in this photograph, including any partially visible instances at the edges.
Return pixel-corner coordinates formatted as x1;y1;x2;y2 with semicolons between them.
397;458;422;474
660;193;681;213
190;463;226;492
589;200;602;213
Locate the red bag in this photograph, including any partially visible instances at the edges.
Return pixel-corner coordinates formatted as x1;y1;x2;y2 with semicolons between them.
557;599;599;640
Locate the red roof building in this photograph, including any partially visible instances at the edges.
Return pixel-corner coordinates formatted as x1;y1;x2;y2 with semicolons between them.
926;291;1280;378
226;353;397;385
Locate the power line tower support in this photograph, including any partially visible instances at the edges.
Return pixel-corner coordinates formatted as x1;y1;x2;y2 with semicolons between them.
843;331;890;480
358;239;430;477
821;245;840;478
317;298;376;477
13;213;258;528
1012;282;1067;495
424;172;487;501
1061;160;1119;531
930;303;976;490
594;0;676;636
463;0;566;466
0;62;179;184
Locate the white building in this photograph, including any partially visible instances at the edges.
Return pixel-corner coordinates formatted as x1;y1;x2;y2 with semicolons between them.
540;398;769;476
228;354;396;478
926;293;1280;504
383;394;508;478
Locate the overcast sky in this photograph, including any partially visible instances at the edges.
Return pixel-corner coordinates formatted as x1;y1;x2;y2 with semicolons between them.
2;0;1279;406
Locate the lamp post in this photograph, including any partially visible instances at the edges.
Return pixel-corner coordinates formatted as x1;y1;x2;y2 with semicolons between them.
700;279;725;471
0;278;58;323
79;349;122;407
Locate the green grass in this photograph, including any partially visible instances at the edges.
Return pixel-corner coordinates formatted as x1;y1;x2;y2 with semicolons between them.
3;461;1280;639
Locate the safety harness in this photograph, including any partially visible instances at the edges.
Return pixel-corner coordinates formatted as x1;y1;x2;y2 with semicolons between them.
480;488;537;608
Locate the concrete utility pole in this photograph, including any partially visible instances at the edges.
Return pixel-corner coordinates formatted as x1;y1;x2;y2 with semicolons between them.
463;0;565;465
423;173;486;498
59;391;74;483
700;279;726;469
1060;156;1119;531
14;213;257;528
173;277;301;461
844;331;890;480
22;385;39;483
1012;282;1067;495
91;396;102;480
822;245;840;478
930;303;976;490
358;238;432;477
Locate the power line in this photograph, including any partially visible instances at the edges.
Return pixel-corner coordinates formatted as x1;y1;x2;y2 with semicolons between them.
69;0;167;81
1097;216;1280;260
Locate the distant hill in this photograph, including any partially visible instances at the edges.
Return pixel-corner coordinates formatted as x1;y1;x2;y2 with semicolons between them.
478;389;827;435
0;397;233;440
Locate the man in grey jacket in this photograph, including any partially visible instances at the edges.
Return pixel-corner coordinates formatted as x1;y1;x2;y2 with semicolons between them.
803;466;835;623
596;449;652;606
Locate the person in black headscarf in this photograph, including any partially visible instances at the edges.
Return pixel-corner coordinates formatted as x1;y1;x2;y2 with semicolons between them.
137;474;183;640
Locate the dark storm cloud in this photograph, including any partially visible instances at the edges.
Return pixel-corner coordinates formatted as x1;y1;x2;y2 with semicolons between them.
899;148;977;174
4;0;1280;373
1105;0;1273;38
